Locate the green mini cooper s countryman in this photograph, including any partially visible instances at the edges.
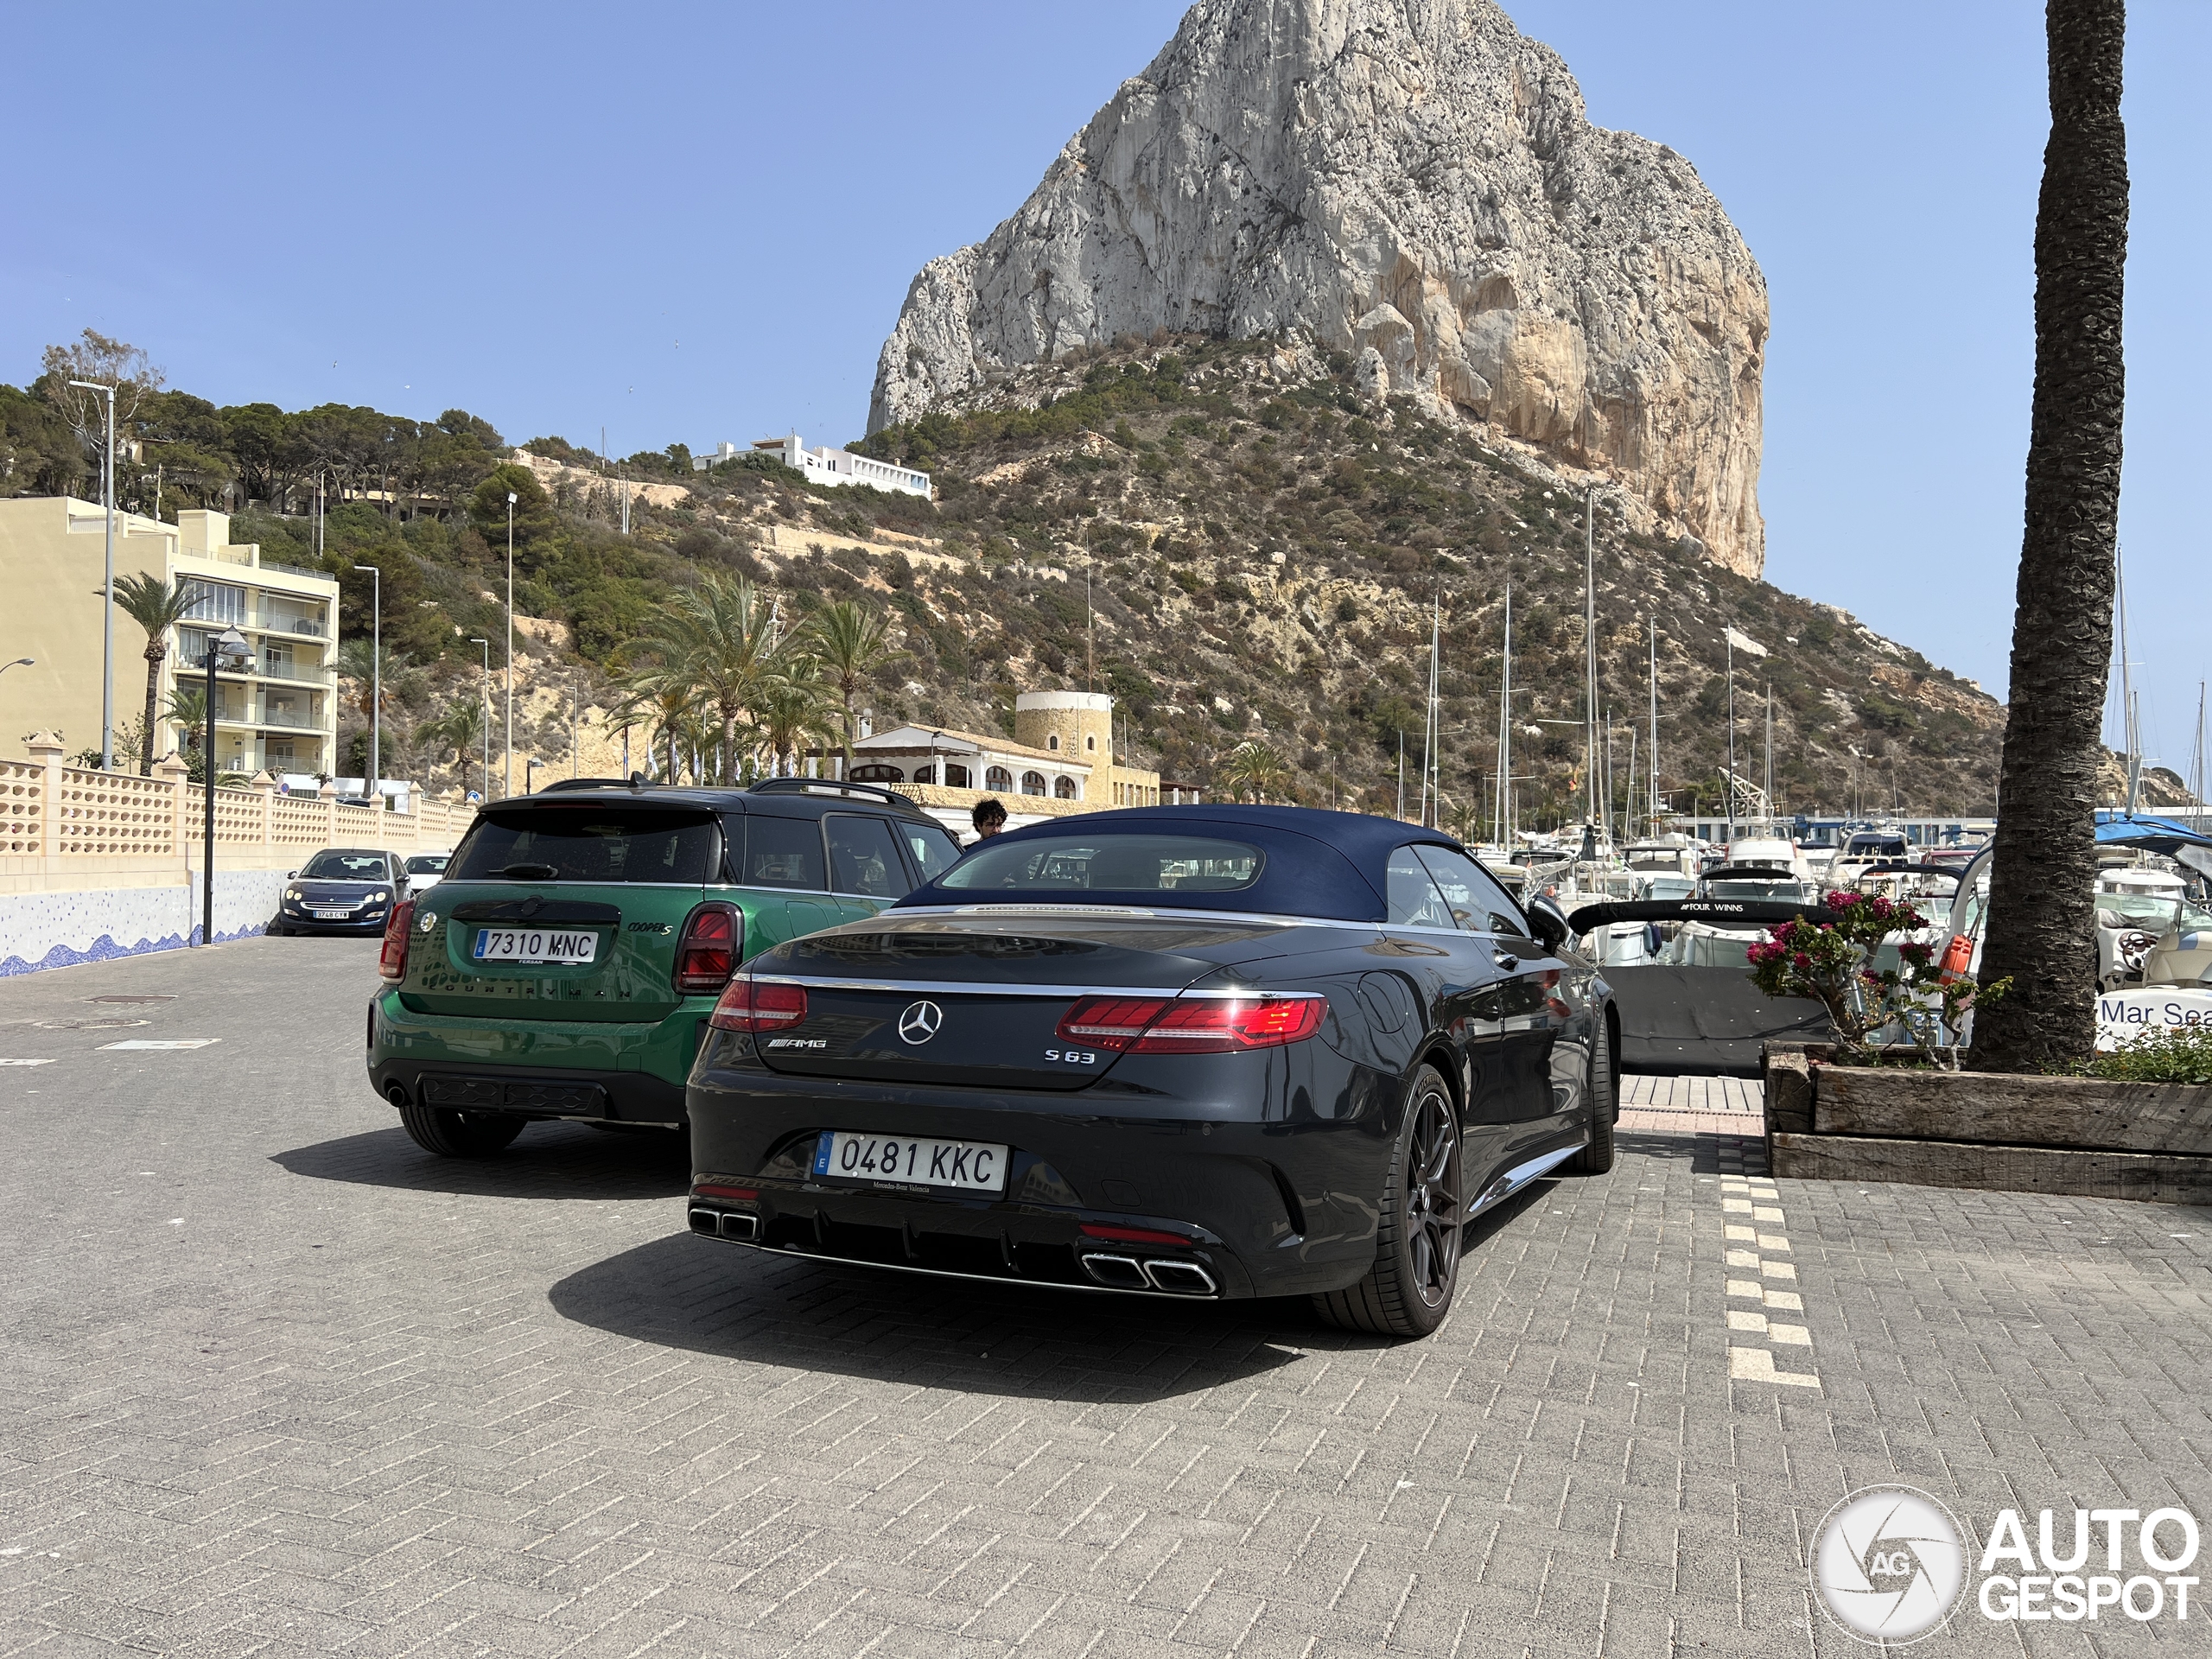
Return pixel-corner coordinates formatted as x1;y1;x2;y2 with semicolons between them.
366;779;963;1156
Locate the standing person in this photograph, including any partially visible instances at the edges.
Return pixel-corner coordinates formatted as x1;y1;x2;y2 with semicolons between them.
971;798;1007;841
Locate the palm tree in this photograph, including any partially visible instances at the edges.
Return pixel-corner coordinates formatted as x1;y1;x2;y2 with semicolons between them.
104;573;197;773
1217;741;1289;804
753;657;839;778
432;694;487;784
639;574;780;781
1974;0;2129;1072
620;664;709;783
804;599;906;770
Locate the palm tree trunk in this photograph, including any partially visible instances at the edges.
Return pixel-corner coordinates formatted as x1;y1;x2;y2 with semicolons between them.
140;646;163;774
1974;0;2129;1073
841;682;855;772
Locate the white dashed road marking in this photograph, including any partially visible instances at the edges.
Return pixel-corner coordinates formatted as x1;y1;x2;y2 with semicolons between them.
96;1039;220;1051
1721;1172;1819;1389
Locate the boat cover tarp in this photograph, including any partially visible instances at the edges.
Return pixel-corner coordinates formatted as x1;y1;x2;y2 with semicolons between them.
2094;811;2212;857
1606;967;1833;1077
1570;898;1839;1077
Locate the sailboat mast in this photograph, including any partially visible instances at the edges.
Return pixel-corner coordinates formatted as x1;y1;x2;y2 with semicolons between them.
1422;594;1440;829
1648;617;1659;839
2193;681;2207;814
1725;632;1736;847
1496;584;1513;845
1764;682;1774;825
1585;486;1599;835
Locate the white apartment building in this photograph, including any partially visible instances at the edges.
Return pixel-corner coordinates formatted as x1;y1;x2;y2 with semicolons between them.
694;435;931;500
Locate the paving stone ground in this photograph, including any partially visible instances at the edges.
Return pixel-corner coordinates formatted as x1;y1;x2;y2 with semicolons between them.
1;939;2209;1656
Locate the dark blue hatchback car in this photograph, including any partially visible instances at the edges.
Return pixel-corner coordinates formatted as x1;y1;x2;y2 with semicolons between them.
276;847;407;936
683;804;1619;1338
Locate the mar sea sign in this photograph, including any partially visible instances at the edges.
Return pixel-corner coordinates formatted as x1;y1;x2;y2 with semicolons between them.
2095;988;2212;1052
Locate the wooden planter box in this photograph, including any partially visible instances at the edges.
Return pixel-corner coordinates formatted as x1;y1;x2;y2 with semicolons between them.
1764;1042;2212;1204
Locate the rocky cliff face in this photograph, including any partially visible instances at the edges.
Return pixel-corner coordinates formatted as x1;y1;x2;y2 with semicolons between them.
869;0;1769;576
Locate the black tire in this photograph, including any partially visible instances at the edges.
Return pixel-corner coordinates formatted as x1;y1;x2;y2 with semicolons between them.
1567;1007;1618;1174
1313;1063;1462;1338
397;1102;525;1157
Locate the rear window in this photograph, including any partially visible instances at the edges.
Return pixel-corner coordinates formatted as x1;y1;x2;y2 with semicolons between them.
938;834;1263;893
405;855;448;875
449;809;719;883
740;815;826;890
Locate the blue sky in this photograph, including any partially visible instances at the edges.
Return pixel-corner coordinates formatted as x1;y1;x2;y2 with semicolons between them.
4;2;2203;769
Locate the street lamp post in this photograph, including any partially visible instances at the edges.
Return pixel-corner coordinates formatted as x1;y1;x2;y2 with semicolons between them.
200;626;251;946
505;492;517;797
67;379;117;770
0;658;34;677
525;756;543;794
356;563;381;800
469;637;491;799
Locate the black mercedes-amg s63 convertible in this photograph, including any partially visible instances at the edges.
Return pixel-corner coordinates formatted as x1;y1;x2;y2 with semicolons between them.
684;805;1618;1337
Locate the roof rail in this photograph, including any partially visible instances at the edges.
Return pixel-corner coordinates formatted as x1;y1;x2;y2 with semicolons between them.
537;778;637;794
747;777;915;809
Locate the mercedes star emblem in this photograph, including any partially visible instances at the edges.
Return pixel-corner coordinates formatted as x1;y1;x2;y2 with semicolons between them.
897;999;944;1045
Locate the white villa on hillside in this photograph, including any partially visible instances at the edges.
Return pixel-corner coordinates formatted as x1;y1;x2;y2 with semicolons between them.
694;435;931;500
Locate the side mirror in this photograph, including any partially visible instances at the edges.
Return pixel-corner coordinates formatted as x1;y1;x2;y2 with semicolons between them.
1528;897;1569;952
286;870;296;879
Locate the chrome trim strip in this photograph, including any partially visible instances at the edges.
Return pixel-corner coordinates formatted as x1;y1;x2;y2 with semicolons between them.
1467;1143;1581;1219
739;975;1308;1000
703;1233;1224;1299
885;904;1340;931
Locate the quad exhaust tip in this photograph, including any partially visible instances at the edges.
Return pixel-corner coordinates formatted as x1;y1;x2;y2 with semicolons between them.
1081;1253;1217;1296
689;1207;760;1243
1142;1259;1217;1296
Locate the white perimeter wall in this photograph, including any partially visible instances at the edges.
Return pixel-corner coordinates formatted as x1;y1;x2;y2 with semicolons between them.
0;871;293;976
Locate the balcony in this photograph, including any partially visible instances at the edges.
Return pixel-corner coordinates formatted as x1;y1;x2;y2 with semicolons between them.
247;610;327;639
258;656;333;684
185;651;333;686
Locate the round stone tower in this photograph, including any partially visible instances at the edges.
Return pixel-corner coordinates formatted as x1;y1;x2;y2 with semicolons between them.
1014;690;1113;779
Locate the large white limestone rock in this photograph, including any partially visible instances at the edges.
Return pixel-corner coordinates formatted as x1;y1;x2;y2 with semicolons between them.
868;0;1768;575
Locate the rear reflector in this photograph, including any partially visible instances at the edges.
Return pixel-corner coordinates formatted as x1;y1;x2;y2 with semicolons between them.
378;900;416;982
675;901;743;994
1080;1222;1193;1247
709;976;809;1033
692;1182;758;1202
1057;992;1325;1054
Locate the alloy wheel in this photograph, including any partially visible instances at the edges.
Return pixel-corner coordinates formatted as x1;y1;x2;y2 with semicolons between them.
1403;1086;1462;1306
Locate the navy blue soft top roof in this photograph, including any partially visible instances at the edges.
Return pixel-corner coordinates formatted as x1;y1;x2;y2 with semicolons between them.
893;804;1464;922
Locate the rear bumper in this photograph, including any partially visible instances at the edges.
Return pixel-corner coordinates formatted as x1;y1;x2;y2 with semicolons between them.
685;1040;1397;1301
372;1056;687;1125
366;988;699;1125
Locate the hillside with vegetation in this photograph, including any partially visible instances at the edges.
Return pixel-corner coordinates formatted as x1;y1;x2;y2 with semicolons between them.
5;329;2017;824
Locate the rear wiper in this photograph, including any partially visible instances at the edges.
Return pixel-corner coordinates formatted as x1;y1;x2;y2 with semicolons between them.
493;863;560;880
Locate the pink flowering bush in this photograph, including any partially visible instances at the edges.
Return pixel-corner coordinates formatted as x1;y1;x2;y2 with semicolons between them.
1746;890;2008;1067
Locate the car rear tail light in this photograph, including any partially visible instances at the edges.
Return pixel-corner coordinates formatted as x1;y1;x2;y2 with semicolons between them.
1055;991;1325;1054
1080;1223;1192;1247
1056;996;1173;1052
674;901;743;994
709;976;809;1033
378;900;416;982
